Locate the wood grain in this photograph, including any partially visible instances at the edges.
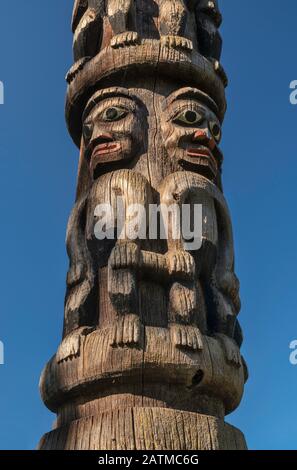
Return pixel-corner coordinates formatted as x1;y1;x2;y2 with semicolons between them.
39;0;247;450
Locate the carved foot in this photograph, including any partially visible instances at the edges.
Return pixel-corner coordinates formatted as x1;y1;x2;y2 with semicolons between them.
56;327;94;364
109;241;141;271
111;32;139;49
166;250;195;282
111;315;142;348
171;324;203;351
215;334;242;367
161;35;193;52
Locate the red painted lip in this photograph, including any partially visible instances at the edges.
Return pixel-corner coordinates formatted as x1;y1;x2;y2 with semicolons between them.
187;147;212;158
91;142;121;158
186;147;218;170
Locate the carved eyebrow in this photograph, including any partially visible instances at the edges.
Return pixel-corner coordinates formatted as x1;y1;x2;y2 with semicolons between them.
166;102;207;122
83;88;140;121
164;87;219;117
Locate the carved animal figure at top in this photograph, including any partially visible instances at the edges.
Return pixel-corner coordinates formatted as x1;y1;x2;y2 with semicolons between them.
67;0;105;83
67;1;139;83
192;0;227;84
194;0;222;60
159;0;193;51
107;0;139;48
72;1;106;60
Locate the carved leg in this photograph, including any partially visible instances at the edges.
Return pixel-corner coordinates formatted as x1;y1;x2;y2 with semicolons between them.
165;250;203;351
167;250;198;335
169;282;203;351
108;242;142;347
108;0;139;48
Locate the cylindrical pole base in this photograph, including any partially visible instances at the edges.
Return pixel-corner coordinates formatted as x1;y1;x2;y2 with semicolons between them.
38;407;247;450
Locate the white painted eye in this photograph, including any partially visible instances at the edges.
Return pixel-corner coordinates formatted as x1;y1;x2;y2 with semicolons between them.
102;107;128;122
174;109;204;126
210;121;221;142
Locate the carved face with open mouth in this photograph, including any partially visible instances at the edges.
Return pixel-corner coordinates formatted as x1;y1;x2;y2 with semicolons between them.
82;88;146;179
161;88;223;181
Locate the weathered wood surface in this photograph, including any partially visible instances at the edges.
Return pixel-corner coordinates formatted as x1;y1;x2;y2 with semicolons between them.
39;408;247;450
39;0;247;450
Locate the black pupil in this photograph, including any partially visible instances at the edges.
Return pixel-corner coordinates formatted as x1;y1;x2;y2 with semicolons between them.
106;107;119;120
185;111;197;123
212;124;220;136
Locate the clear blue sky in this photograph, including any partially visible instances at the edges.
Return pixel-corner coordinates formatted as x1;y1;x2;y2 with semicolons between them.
0;0;296;450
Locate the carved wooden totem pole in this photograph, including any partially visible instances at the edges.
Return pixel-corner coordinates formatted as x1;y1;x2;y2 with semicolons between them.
39;0;248;450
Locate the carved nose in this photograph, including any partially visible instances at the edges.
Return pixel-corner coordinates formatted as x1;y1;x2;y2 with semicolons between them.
96;132;114;143
90;132;114;152
192;130;207;141
192;129;216;150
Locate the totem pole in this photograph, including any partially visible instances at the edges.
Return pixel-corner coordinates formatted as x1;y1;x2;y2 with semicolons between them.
39;0;248;450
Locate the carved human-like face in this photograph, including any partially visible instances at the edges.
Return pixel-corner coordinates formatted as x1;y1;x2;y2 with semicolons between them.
83;90;145;179
162;89;223;181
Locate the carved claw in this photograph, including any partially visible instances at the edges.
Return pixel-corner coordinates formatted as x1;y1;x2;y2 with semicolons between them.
56;327;94;364
109;242;141;271
110;314;142;348
215;333;242;368
110;31;139;48
166;250;196;282
161;35;193;52
171;324;203;351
